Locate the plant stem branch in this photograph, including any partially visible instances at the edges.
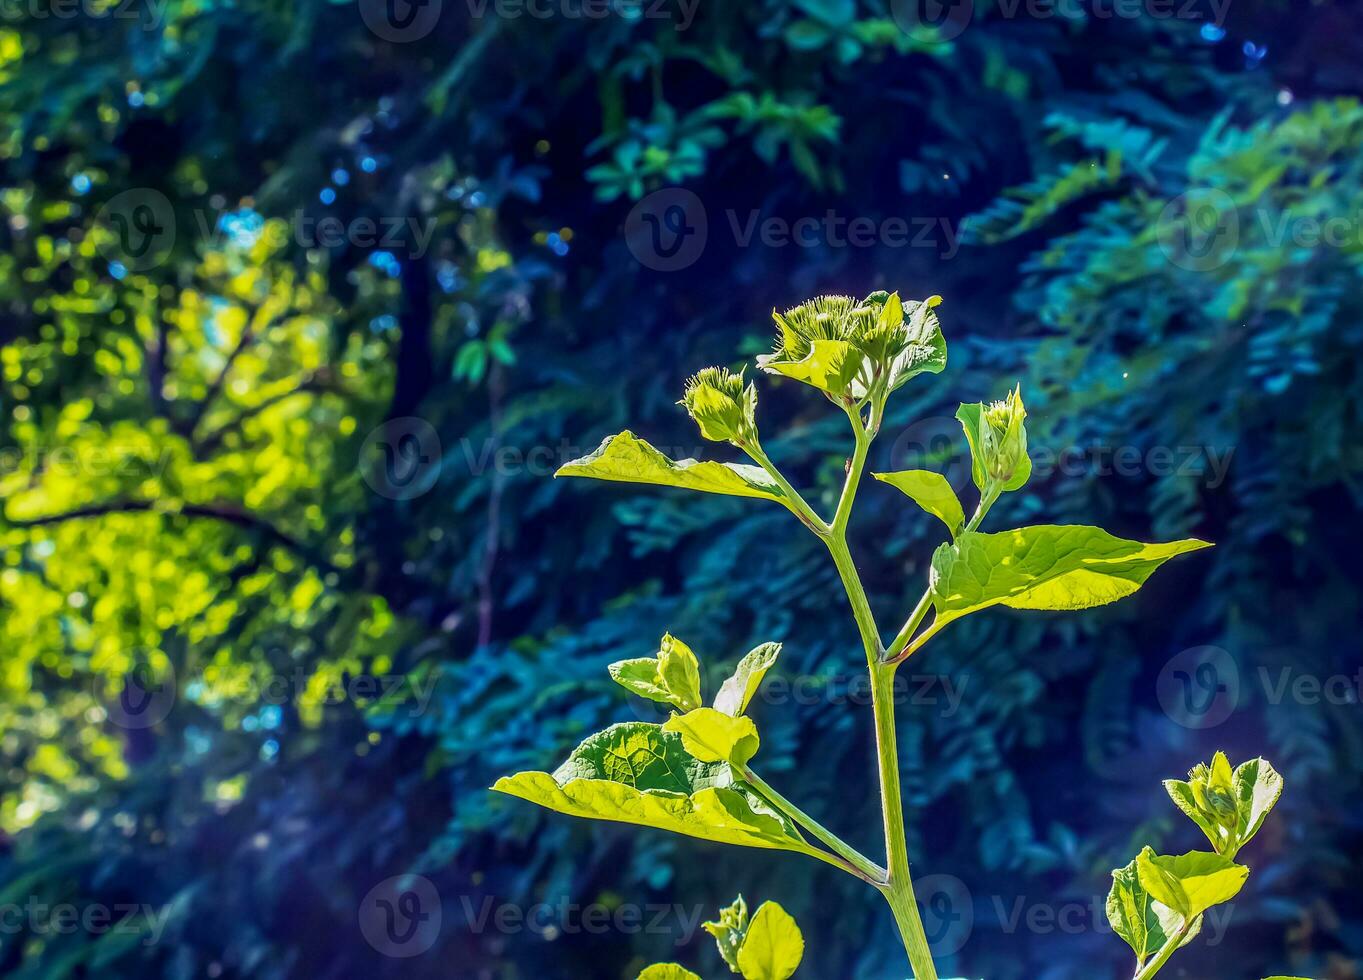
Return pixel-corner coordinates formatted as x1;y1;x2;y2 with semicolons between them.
743;439;830;536
1132;916;1197;980
741;767;887;885
883;482;1001;664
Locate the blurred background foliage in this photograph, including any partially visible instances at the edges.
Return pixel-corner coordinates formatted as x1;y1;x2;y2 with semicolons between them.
1;0;1361;977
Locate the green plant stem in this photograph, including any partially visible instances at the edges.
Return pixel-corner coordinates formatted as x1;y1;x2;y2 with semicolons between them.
884;482;1000;664
753;407;942;978
1132;916;1197;980
823;418;941;980
740;767;887;885
743;439;830;536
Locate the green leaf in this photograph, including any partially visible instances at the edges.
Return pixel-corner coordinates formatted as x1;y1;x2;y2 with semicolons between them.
608;658;675;704
638;966;702;980
756;338;865;398
736;901;804;980
657;634;703;712
664;707;760;767
1233;757;1284;851
493;723;815;855
556;431;786;502
873;470;965;537
714;642;781;717
1134;847;1248;921
1164;778;1228;853
1107;858;1180;965
885;296;947;391
703;894;750;973
928;525;1211;629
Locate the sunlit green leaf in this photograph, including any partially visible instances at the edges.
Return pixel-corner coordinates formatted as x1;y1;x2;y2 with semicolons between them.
638;965;702;980
556;431;785;502
713;642;781;717
664;707;760;767
928;525;1211;628
736;901;804;980
1134;847;1248;921
493;723;815;855
1233;757;1284;851
873;470;965;537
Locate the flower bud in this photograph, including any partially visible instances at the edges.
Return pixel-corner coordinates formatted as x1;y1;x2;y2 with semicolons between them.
681;366;758;444
958;385;1031;492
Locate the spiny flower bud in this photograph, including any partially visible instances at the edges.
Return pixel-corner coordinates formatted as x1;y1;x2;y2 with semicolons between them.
957;384;1031;492
681;366;758;444
769;295;874;362
981;385;1028;483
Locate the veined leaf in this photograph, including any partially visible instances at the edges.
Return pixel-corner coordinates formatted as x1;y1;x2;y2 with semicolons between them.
556;431;786;502
1107;857;1196;964
637;966;701;980
714;642;781;717
664;707;760;767
756;338;865;397
1135;847;1248;920
873;469;965;537
609;634;704;712
609;659;674;705
736;901;804;980
1233;757;1284;850
492;723;814;855
928;525;1211;628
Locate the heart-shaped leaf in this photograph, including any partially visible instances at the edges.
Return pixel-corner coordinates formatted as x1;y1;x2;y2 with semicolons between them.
736;901;804;980
664;707;760;767
493;723;814;856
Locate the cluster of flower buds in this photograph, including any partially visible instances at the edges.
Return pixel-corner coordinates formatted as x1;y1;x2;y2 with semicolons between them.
680;366;759;446
754;291;947;403
1163;751;1283;859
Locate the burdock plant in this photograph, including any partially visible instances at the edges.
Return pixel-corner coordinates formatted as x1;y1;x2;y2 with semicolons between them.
492;291;1272;978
